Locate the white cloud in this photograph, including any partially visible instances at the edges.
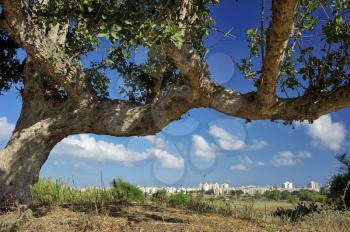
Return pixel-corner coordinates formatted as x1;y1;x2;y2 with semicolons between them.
231;155;264;171
273;150;312;167
144;135;165;149
52;135;184;169
297;151;312;158
273;151;298;167
304;115;346;151
248;139;268;150
208;125;267;151
256;161;265;167
0;117;14;141
146;148;184;169
231;164;248;171
239;156;265;167
209;125;246;151
192;134;218;160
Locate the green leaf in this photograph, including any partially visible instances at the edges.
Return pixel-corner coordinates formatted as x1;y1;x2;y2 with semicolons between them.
97;32;107;37
111;32;119;40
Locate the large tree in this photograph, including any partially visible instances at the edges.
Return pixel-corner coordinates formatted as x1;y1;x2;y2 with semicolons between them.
0;0;349;205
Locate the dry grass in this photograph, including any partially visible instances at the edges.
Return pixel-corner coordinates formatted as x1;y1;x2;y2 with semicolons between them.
0;203;348;232
15;204;266;232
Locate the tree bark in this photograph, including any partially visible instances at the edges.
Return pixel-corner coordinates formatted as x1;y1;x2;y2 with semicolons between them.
257;0;299;110
0;57;198;205
0;120;66;205
0;57;73;205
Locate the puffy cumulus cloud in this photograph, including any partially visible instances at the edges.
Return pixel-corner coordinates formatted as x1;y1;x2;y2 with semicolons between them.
0;117;14;141
303;115;346;151
230;156;264;171
52;135;184;169
209;125;246;151
273;150;312;167
192;134;218;160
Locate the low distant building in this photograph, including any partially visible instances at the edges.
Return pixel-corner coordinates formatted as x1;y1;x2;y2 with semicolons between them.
237;185;274;195
138;186;201;195
139;186;158;194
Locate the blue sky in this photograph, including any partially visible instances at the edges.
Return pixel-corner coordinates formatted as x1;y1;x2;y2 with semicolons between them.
0;0;349;188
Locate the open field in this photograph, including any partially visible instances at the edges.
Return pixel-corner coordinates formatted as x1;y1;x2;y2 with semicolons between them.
1;178;349;231
1;203;350;232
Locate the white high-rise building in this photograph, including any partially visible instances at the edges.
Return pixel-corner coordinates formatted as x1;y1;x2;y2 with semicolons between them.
199;182;230;195
199;182;211;192
213;183;220;195
308;181;320;192
221;183;230;194
282;181;293;190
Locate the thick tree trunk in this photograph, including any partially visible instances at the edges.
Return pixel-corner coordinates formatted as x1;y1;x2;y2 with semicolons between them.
0;57;72;206
0;119;66;205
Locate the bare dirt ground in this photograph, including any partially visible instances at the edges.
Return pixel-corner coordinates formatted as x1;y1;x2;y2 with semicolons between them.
0;204;348;232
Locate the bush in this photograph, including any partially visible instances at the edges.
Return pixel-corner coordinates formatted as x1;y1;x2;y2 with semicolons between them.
329;153;350;209
230;190;244;198
111;178;144;204
168;192;189;207
273;202;320;222
186;196;216;214
263;190;285;201
204;189;214;195
152;189;168;205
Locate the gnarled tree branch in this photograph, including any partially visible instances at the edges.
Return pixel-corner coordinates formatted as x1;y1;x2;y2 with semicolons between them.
203;83;350;122
0;0;94;102
257;0;299;109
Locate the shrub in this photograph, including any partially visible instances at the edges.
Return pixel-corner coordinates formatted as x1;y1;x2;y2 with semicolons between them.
329;153;350;209
152;189;168;205
186;196;216;214
273;202;320;222
168;192;189;207
110;178;144;204
263;190;283;201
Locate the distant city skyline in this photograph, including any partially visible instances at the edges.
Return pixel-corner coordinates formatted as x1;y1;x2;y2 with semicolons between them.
137;180;322;196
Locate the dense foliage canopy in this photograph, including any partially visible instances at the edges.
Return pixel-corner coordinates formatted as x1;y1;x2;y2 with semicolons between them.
0;0;349;104
0;29;23;94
